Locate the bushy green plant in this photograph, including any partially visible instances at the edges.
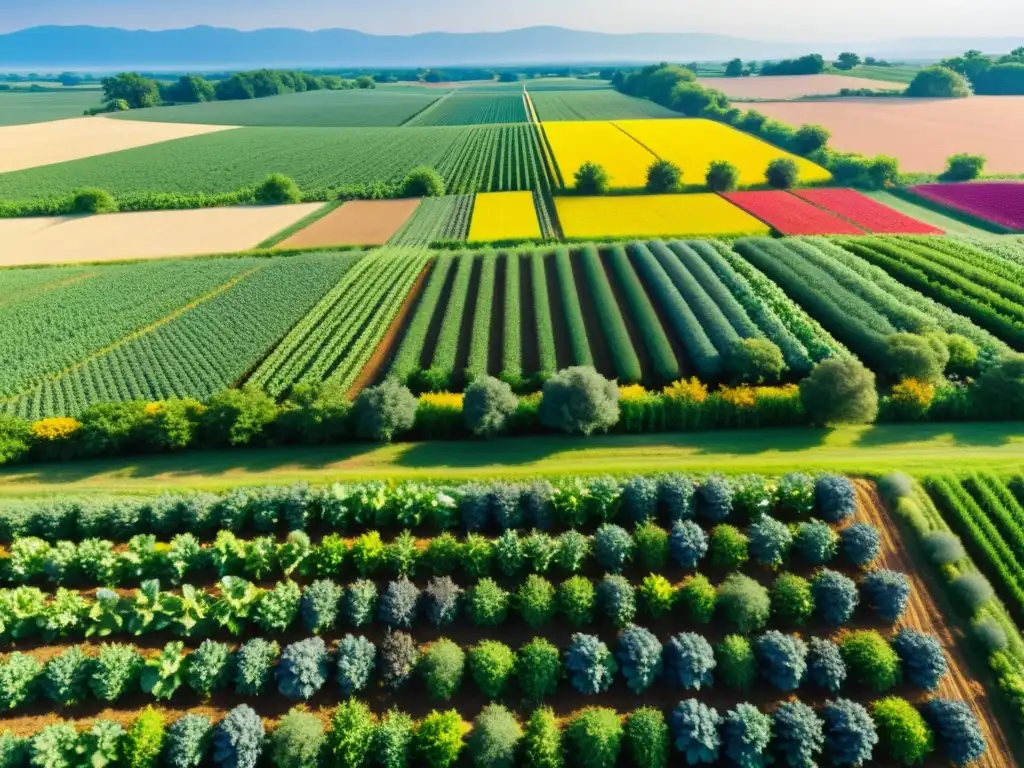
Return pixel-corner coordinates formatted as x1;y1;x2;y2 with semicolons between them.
807;637;846;692
351;380;418;442
705;160;740;192
794;521;838;565
645;159;682;193
558;575;596;627
30;723;77;768
565;633;617;695
234;638;279;696
841;631;901;692
564;708;622;768
421;639;465;700
379;630;418;690
78;720;124;768
123;707;166;768
717;635;755;690
755;631;807;691
335;633;375;695
41;646;89;706
423;576;463;628
717;574;770;633
800;359;878;426
255;580;301;632
164;714;213;768
463;377;518;437
841;523;881;567
892;629;946;692
664;632;715;690
598;574;637;626
517;574;555;627
325;699;375;768
271;710;323;768
378;578;420;629
494;529;524;576
201;387;278;447
90;643;142;702
277;636;328;701
710;524;749;568
0;653;40;711
721;704;772;768
516;638;560;704
300;579;343;634
616;624;663;693
574;163;611;195
679;574;716;624
72;188;118;214
871;697;934;766
812;569;859;626
415;710;464;768
951;572;995;611
254;173;301;204
373;709;414;768
695;475;733;522
747;515;792;568
141;640;186;701
724;338;785;384
524;531;558;573
624;708;669;768
344;579;378;626
402;166;446;197
765;158;799;189
467;578;509;627
862;569;911;623
633;521;668;569
772;701;824;768
468;704;521;768
921;698;985;768
521;708;562;768
669;520;708;568
538;367;619;435
771;573;814;626
822;699;877;768
670;699;721;764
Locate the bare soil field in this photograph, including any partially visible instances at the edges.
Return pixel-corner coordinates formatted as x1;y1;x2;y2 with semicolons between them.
698;74;905;99
0;116;236;173
276;198;422;248
0;204;322;266
754;96;1024;172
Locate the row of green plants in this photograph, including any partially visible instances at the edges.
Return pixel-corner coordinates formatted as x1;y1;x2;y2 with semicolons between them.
0;693;985;768
0;514;881;588
0;473;854;542
0;624;945;712
885;475;1024;735
0;567;904;643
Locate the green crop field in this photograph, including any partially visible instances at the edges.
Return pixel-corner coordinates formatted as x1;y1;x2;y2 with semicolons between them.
530;89;678;121
524;79;615;91
110;88;442;127
0;90;103;126
408;92;528;126
848;64;924;84
0;123;551;198
388;194;474;245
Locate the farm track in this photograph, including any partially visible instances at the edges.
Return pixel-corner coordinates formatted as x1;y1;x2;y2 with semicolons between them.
855;480;1017;768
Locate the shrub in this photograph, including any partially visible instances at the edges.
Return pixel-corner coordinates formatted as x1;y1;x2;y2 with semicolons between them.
800;359;879;426
513;637;559;703
255;580;301;633
565;633;617;695
679;574;716;624
794;521;838;565
840;631;901;692
463;377;518;437
186;640;232;696
812;569;859;626
646;159;682;193
558;576;596;627
421;639;465;700
892;629;947;691
0;652;40;710
882;333;948;384
468;640;515;698
622;476;660;524
350;535;385;578
951;572;995;611
516;574;555;627
564;708;622;768
921;698;986;767
922;531;965;565
721;704;772;768
705;160;740;192
164;714;213;768
538;367;619;435
822;699;877;768
467;578;509;626
972;353;1024;419
574;163;611;195
637;574;674;620
772;701;824;768
254;173;301;204
634;521;668;569
755;631;807;691
748;515;792;568
664;632;715;690
616;624;663;693
123;708;166;768
72;188;118;214
717;635;755;690
41;646;89;706
78;721;123;768
90;643;142;702
710;524;749;568
234;638;279;696
336;634;376;695
974;616;1009;652
325;699;375;768
301;579;343;634
30;724;77;768
717;574;771;633
669;520;708;568
871;697;934;765
494;529;524;575
814;474;856;522
624;708;668;768
277;637;328;701
793;123;830;155
378;578;420;629
725;338;785;384
461;534;494;578
906;66;970;97
402;166;446;197
841;524;881;567
862;569;911;623
695;475;733;522
593;524;633;572
468;705;521;768
351;380;418;441
379;630;418;690
415;710;464;768
806;637;847;692
598;573;634;626
942;153;986;183
765;158;799;189
201;387;278;446
770;573;814;626
374;709;414;768
521;708;562;768
670;700;721;764
659;473;696;521
271;710;323;768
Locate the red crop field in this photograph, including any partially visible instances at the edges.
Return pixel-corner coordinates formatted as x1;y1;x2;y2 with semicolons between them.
795;187;943;234
722;190;863;235
911;182;1024;231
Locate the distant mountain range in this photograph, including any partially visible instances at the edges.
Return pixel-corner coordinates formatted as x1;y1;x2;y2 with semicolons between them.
0;25;1019;71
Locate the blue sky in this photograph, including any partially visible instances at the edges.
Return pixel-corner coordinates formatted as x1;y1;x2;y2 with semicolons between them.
1;0;1021;38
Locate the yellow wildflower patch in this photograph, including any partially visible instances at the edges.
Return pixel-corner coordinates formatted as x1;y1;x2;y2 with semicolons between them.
613;118;832;187
419;392;464;409
555;194;770;239
663;377;709;403
542;121;657;189
618;384;651;401
468;191;541;242
890;378;936;407
31;417;82;441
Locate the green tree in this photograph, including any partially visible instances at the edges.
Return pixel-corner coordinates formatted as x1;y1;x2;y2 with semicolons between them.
121;707;165;768
574;162;611;194
835;52;861;71
705;160;740;192
765;158;800;189
800;358;879;426
101;72;160;109
725;59;744;77
793;124;831;155
402;167;446;197
906;66;971;98
942;153;986;181
645;160;682;193
164;75;216;103
254;174;302;204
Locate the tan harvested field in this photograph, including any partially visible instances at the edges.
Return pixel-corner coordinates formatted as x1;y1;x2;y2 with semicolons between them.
698;74;905;99
754;96;1024;172
0;204;322;266
0;116;237;172
276;198;422;248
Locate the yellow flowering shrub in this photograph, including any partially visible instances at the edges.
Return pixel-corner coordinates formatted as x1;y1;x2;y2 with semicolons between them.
717;386;757;408
419;392;464;410
663;378;709;403
619;384;651;402
144;402;163;416
31;417;82;441
890;378;936;408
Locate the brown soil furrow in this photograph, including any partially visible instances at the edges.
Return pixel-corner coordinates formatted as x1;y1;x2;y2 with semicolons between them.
854;479;1015;768
276;199;422;249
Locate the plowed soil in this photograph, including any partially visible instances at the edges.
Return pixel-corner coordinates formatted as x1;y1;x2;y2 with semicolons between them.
754;97;1024;173
276;199;422;248
854;479;1016;768
698;74;904;99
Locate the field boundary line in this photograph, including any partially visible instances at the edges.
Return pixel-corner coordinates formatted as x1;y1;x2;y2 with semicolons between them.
402;90;456;127
256;201;343;249
609;120;662;160
0;265;264;405
0;269;99;310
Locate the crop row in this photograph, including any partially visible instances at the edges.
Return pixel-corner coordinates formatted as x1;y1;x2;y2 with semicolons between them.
0;564;902;644
924;474;1024;618
0;622;942;712
388;195;474;246
435;125;549;196
838;236;1024;348
2;694;983;768
250;249;430;396
410;93;529;127
0;473;856;542
5;254;360;420
0;514;881;589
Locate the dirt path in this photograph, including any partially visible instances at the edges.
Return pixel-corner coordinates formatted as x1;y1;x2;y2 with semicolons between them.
855;479;1016;768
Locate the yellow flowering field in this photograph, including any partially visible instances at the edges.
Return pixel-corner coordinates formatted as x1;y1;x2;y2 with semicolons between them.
542;121;656;189
555;194;770;238
468;191;542;242
614;118;831;186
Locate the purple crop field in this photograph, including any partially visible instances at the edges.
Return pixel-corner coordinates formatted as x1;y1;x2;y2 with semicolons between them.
911;181;1024;231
